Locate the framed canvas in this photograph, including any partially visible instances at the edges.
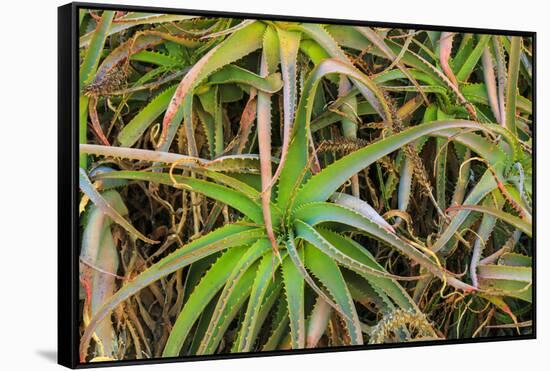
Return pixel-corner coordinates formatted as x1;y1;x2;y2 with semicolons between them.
58;2;536;368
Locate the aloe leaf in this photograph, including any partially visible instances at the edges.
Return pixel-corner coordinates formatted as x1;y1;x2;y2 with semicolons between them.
94;34;163;86
187;299;219;355
197;239;271;354
79;11;115;168
89;226;119;357
337;77;360;196
269;28;301;188
94;170;266;224
163;246;247;356
453;34;474;71
256;39;279;254
79;97;90;169
212;88;233;154
117;85;179;147
435;110;452;212
482;46;501;123
437;128;511;164
80;11;115;88
294;219;421;283
374;39;449;88
201;19;256;40
381;38;478;118
80;190;127;268
499;253;532;267
281;244;306;349
294;203;474;291
505;36;522;135
303;243;363;345
492;36;508;124
478;264;531;283
482;280;532;303
298;24;392;121
447;204;531;237
397;154;414;215
330;192;394;232
80;13;196;47
197;262;260;354
130;50;182;66
277;58;394;211
207;65;283;93
325;25;370;51
297;120;513;207
299;39;337;86
306;296;331;348
311;99;376;133
79;224;264;360
456;34;491;82
285;232;345;320
182;254;220;304
236;252;286;352
299;39;328;63
250;276;284;347
263;305;290;351
196;153;264;174
160;21;267;146
355;27;428;102
79;168;157;244
343;270;393;313
431;169;499;254
81;144;263;172
439;32;459;87
80;191;125;357
317;229;417;311
470;194;504;288
195;98;216;156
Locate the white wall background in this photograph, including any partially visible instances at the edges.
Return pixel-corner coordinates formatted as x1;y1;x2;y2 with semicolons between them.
0;0;546;369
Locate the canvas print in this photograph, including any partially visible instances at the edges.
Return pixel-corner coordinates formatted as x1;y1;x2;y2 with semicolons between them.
77;7;533;364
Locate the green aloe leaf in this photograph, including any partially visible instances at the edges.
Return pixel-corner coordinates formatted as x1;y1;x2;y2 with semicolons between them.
79;168;157;244
478;262;532;303
303;243;363;345
81;143;264;173
197;260;261;355
431;169;498;254
196;239;271;354
317;229;417;311
281;247;306;348
236;252;286;352
294;203;473;291
456;35;491;82
79;224;265;360
447;204;531;237
478;264;531;283
163;246;247;356
79;10;115;168
296;120;514;207
94;170;266;224
160;21;267;146
277;58;393;211
207;65;284;93
294;219;418;282
505;36;522;135
117;85;180;147
269;27;301;187
80;13;196;47
80;11;115;88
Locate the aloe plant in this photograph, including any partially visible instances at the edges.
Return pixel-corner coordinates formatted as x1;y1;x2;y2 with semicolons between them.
77;9;533;362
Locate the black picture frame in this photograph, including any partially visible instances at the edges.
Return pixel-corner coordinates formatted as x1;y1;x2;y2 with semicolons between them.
58;2;536;368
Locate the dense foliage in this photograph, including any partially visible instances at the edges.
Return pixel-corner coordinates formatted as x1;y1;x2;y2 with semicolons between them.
77;10;533;362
